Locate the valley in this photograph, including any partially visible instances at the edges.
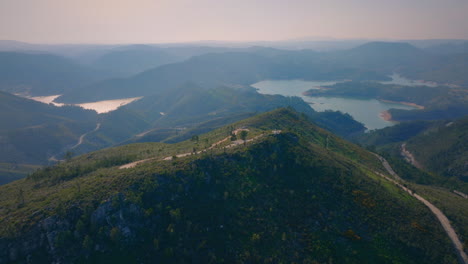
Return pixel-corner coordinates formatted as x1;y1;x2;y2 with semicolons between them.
0;109;465;263
374;156;468;264
0;38;467;263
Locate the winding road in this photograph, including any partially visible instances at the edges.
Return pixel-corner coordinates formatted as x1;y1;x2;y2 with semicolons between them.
71;123;101;149
375;154;468;264
48;123;101;162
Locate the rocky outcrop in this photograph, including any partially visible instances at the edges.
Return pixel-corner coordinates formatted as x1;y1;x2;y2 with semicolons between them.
0;193;143;263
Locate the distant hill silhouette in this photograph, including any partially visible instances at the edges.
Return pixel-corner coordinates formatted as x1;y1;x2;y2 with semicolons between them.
0;52;111;95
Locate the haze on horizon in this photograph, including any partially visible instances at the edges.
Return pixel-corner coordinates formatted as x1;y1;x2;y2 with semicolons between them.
1;0;468;44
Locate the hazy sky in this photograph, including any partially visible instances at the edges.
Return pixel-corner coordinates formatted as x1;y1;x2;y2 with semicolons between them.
1;0;467;44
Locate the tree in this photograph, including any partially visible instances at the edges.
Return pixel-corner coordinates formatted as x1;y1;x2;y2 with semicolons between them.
82;235;94;251
191;135;199;143
239;130;248;145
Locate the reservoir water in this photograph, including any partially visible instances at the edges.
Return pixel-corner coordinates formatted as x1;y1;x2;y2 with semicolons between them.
251;78;417;130
24;95;142;114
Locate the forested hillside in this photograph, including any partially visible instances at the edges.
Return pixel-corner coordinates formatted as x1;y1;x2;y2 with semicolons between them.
0;109;459;263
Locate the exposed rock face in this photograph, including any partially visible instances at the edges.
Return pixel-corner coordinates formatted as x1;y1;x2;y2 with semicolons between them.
0;215;70;264
0;193;143;263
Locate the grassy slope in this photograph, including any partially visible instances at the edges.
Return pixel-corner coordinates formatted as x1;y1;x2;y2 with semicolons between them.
410;184;468;251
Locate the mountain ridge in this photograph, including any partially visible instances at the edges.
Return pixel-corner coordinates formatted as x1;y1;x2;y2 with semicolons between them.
0;108;459;263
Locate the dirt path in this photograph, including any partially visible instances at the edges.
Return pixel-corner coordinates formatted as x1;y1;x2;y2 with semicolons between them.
374;154;468;264
119;158;156;169
48;156;62;163
208;128;249;150
71;123;101;149
401;143;423;169
453;190;468;199
120;129;281;169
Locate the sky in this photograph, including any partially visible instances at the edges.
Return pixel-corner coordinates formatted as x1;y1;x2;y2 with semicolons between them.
1;0;467;44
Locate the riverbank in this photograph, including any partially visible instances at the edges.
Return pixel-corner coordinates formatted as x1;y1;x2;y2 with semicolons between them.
379;99;425;110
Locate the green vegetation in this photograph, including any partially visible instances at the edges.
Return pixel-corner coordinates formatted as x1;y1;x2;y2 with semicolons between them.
0;83;364;185
409;184;468;251
118;84;364;142
353;116;468;256
1;43;467;263
0;91;99;183
354;120;436;146
0;109;459;263
357;116;468;188
406;116;468;182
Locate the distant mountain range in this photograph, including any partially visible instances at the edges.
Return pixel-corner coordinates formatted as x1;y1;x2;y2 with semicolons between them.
1;40;467;102
89;45;182;76
53;41;468;103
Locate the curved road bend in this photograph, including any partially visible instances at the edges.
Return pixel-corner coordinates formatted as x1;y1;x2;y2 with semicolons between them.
375;154;468;264
71;123;101;149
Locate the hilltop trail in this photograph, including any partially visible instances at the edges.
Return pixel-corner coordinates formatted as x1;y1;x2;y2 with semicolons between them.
374;154;468;264
71;123;101;149
120;129;281;169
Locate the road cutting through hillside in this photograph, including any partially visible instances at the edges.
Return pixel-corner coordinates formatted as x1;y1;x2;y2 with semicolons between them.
48;123;101;163
401;143;423;169
71;123;101;149
374;154;468;264
119;129;281;169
